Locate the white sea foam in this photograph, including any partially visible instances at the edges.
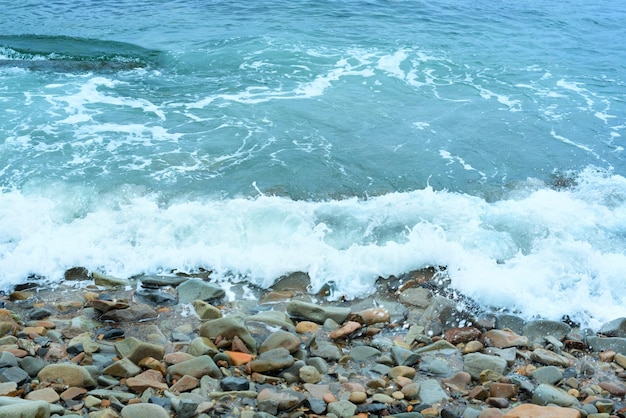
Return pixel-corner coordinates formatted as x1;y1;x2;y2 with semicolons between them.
1;168;624;329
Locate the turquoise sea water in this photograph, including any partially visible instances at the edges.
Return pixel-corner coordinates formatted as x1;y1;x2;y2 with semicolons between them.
1;1;625;328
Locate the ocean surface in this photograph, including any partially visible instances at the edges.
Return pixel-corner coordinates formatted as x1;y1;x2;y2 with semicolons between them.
1;1;625;329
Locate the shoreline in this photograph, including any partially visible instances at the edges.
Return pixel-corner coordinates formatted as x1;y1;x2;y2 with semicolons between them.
0;268;625;417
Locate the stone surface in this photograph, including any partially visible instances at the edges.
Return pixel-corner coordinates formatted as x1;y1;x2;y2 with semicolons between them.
198;317;257;354
463;353;508;381
522;321;571;346
286;300;351;324
249;347;295;373
167;355;222;379
120;403;171;418
0;400;50;418
503;404;581;418
114;337;165;364
419;378;450;404
37;364;96;388
258;330;301;353
531;366;563;385
191;300;223;320
177;278;225;304
531;384;579;407
530;348;570;367
102;357;142;378
327;399;357;418
480;329;529;348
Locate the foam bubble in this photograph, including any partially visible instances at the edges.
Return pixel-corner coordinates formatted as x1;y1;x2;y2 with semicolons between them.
1;168;624;329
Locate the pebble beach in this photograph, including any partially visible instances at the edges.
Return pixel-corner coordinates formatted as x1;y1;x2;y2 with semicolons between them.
1;267;626;418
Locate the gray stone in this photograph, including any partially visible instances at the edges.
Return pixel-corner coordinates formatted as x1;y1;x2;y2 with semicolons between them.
115;337;165;364
417;296;465;335
102;357;142;378
87;389;138;403
93;272;131;287
522;320;571;346
531;366;563;385
249;347;294;373
258;330;301;354
0;367;29;386
414;339;457;354
167;355;222;380
140;275;188;287
419;379;450;404
463;352;508;381
199;316;257;354
391;346;420;366
38;364;96;388
18;357;46;377
598;317;626;337
246;311;295;332
177;278;225;304
309;339;341;361
532;383;579;407
187;337;219;357
100;303;158;322
0;399;50;418
299;365;322;384
306;357;328;374
496;314;526;334
530;348;570;367
191;300;222;320
398;287;432;308
349;345;381;361
586;336;626;354
120;403;170;418
0;352;18;368
286;300;351;324
419;356;452;377
327;400;357;418
221;376;250;391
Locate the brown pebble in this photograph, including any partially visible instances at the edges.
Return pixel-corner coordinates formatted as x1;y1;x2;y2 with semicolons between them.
349;391;367;403
480;408;504;417
489;382;518;399
323;392;337;403
598;381;626;397
469;385;489;401
599;350;616;362
296;321;320;333
60;387;87;401
329;321;362;340
444;326;482;344
487;397;509;408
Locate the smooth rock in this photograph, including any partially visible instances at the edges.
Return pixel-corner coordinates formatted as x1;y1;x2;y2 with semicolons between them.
349;345;381;361
419;378;450;404
0;399;50;418
168;355;221;379
286;300;351;324
398;287;432;308
114;337;164;364
258;330;301;354
25;387;59;403
444;327;482;344
522;321;571;346
352;307;390;325
246;311;295;331
37;364;96;388
102;357;142;378
220;376;250;391
463;353;508;381
532;383;579;407
249;347;294;373
309;339;341;361
530;348;570;367
503;404;581;418
598;317;626;338
531;365;563;385
125;369;168;393
463;340;484;354
186;337;218;357
177;279;225;304
586;336;626;355
327;399;357;418
120;403;171;418
198;316;257;354
391;346;420;366
100;303;158;322
191;300;222;320
480;329;529;348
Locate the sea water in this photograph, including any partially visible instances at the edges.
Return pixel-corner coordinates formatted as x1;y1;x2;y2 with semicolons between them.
0;1;625;329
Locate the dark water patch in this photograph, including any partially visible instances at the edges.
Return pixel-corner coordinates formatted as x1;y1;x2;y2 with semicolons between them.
0;34;162;72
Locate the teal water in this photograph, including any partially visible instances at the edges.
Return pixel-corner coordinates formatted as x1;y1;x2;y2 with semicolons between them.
1;1;625;328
